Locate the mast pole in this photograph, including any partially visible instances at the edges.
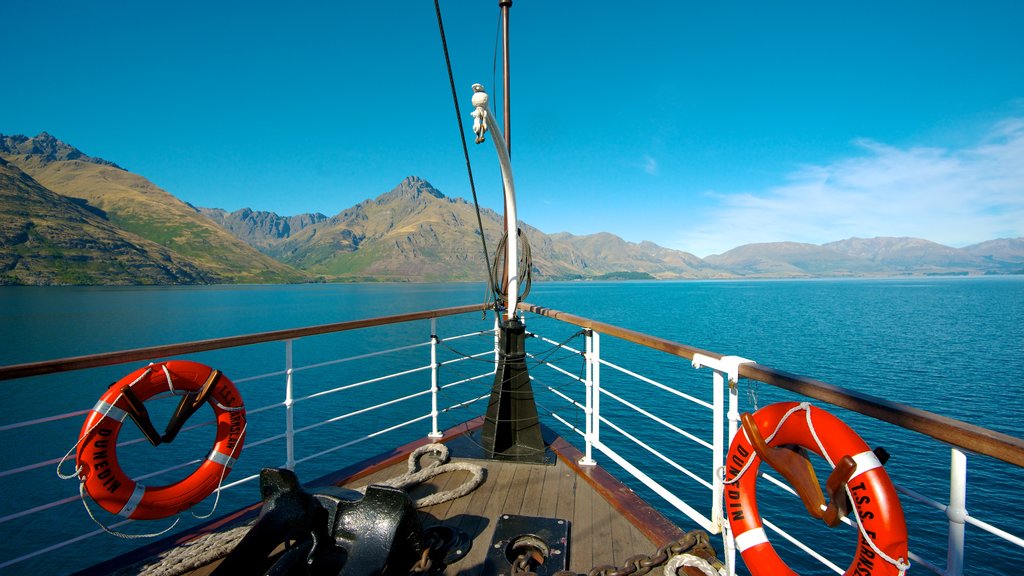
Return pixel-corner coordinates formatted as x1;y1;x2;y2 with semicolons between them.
500;0;513;317
501;0;511;157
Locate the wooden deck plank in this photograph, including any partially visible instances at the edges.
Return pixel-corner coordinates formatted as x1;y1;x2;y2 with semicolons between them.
609;495;636;565
518;463;547;517
570;473;594;573
450;460;515;575
554;461;575;524
499;462;533;516
537;460;563;518
591;487;614;568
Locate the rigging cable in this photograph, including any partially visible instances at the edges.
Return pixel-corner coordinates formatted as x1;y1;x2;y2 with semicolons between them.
490;228;532;305
433;0;500;316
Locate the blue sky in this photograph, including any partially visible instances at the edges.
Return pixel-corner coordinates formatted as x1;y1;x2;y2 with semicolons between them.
3;1;1022;257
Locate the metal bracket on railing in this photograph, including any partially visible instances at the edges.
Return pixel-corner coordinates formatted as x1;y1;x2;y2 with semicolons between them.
691;354;754;388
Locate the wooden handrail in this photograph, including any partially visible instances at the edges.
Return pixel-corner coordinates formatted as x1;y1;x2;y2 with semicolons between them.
5;298;1022;468
519;302;1024;468
0;303;489;381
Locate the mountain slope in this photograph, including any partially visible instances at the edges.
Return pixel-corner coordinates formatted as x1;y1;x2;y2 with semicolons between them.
963;238;1024;268
1;133;307;283
0;157;208;285
260;176;715;281
824;237;988;272
704;242;877;276
197;207;328;252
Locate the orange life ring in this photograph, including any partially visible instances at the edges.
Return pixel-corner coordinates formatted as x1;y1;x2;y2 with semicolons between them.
76;360;246;520
724;402;909;576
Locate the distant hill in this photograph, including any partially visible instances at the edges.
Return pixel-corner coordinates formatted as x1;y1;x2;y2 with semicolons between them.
704;237;1022;277
228;176;717;281
196;206;329;252
2;132;1021;285
963;238;1024;266
1;133;307;284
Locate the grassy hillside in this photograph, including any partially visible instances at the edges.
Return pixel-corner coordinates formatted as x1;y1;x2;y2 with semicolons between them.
2;139;307;284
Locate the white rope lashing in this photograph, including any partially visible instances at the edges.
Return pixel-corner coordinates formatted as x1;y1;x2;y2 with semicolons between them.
663;552;725;576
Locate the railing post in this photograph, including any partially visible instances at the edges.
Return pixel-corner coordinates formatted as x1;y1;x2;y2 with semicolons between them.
493;315;501;374
285;339;296;470
947;448;968;575
429;318;443;439
711;366;726;532
692;354;753;576
579;329;597;466
592;330;602;446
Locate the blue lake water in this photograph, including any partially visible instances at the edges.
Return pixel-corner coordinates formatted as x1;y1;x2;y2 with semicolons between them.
1;277;1022;574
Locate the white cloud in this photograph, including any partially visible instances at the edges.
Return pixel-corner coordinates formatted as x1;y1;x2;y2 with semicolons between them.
674;119;1024;257
642;154;659;176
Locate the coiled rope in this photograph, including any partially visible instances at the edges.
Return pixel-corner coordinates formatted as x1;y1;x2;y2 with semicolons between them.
115;443;484;576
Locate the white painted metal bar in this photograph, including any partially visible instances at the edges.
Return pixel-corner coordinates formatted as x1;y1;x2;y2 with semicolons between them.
600;358;714;410
0;518;133;570
591;331;602;448
441;393;490;413
600;387;714;450
293;390;431;435
294;414;430;466
530;352;587;383
0;401;277;479
285;339;296;470
579;330;596;466
0;408;90;432
593;439;713;531
429;318;442;439
232;369;287;384
599;414;713;490
963;515;1024;548
292;364;431;404
438;371;493;391
0;495;80;525
436;328;497;343
546;385;587;412
438;350;494;367
548;410;586;438
761;518;844;574
947;448;968;576
711;363;726;534
212;472;260;492
907;552;943;575
290;340;431;374
529;333;584;355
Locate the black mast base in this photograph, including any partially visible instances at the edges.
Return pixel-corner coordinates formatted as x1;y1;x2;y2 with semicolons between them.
481;317;547;464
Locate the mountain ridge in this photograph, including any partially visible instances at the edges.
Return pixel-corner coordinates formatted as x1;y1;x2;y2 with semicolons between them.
1;132;1021;285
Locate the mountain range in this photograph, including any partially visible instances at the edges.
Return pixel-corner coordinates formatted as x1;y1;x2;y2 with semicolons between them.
1;133;1022;285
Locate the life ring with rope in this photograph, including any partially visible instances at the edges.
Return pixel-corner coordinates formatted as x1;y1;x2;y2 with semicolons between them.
724;401;909;576
74;360;246;520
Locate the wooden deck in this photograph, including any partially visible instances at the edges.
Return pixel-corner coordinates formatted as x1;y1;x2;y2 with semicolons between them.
86;419;693;576
347;451;657;574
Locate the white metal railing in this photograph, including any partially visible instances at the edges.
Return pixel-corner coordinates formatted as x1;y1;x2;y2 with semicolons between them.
0;315;496;573
3;303;1024;575
521;312;1024;576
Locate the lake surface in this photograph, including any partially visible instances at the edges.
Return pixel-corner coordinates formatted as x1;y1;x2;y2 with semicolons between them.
1;277;1022;574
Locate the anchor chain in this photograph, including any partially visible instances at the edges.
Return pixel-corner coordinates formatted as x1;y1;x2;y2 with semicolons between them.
510;530;722;576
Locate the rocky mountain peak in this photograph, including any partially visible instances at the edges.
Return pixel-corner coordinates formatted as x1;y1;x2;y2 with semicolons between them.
377;176;446;204
0;132;122;169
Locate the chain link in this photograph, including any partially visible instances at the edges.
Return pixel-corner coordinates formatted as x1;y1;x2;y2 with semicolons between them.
509;530;720;576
